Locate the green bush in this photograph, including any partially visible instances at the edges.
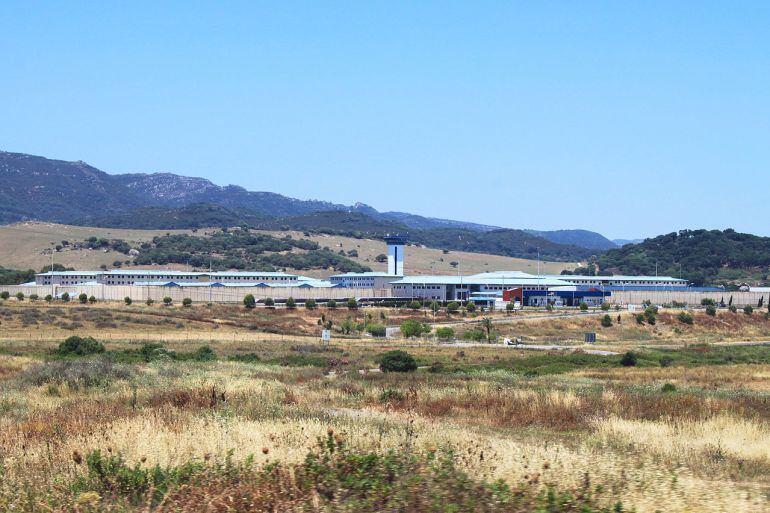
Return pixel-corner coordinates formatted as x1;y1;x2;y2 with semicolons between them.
243;294;256;309
124;296;132;305
78;293;88;304
729;305;738;313
45;294;53;302
600;302;610;311
286;297;296;309
68;432;619;512
88;295;97;304
15;292;24;301
72;449;203;505
379;389;405;402
643;306;657;325
61;292;70;302
579;302;588;311
400;318;429;338
366;323;386;337
191;345;216;361
635;313;645;325
29;294;39;301
182;297;193;307
701;298;716;307
446;301;460;313
461;330;486;342
58;335;106;356
705;305;717;316
620;351;638;367
435;326;455;340
305;298;317;310
263;297;275;307
162;296;173;306
0;291;9;300
407;300;422;311
600;314;613;327
145;298;154;306
326;299;337;309
744;305;754;315
465;302;476;313
659;356;674;367
677;311;694;325
661;383;677;393
379;350;417;372
346;297;358;310
138;343;176;362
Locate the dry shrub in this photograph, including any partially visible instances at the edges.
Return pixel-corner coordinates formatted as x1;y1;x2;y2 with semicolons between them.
381;384;770;431
22;358;132;389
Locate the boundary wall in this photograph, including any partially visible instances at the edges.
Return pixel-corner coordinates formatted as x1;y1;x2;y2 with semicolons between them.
0;285;390;303
608;290;767;307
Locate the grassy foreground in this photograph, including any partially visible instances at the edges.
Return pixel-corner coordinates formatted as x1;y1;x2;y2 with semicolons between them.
2;306;770;511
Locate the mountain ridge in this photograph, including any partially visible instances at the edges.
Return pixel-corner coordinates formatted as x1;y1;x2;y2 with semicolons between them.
1;150;613;252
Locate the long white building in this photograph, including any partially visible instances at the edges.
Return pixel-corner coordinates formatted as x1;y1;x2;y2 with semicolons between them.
36;270;300;287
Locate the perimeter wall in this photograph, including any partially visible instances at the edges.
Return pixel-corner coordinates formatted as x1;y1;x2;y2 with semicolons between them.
0;285;390;303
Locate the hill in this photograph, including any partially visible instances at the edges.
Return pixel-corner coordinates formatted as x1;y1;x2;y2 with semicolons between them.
0;223;578;279
257;211;596;262
612;238;644;246
76;203;270;229
0;151;143;223
0;151;507;231
255;210;405;235
0;150;614;253
597;229;770;286
525;229;617;250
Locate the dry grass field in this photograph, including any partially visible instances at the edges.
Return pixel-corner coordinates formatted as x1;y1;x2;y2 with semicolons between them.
0;223;195;271
2;300;770;511
0;223;578;278
263;230;579;277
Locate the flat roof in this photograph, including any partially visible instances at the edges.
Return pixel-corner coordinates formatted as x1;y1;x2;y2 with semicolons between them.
37;270;297;277
36;271;102;276
389;275;572;287
548;274;687;283
330;272;399;278
211;271;296;277
466;271;537;279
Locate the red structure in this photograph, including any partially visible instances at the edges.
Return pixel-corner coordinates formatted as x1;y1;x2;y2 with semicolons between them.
502;287;523;303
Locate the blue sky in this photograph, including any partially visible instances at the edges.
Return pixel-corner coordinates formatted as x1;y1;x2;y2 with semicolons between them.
2;1;769;240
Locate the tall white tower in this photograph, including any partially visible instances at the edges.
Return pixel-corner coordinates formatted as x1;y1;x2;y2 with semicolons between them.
384;235;406;276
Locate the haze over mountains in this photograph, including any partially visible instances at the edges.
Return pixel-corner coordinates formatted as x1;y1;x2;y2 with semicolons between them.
0;150;615;253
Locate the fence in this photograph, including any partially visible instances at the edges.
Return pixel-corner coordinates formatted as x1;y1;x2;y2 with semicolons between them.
0;285;391;303
608;290;767;307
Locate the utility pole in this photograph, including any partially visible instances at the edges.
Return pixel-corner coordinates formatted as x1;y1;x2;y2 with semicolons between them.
51;249;54;299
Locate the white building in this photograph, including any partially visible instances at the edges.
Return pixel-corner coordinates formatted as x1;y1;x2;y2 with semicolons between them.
390;273;573;301
35;270;299;287
329;272;399;289
545;274;688;288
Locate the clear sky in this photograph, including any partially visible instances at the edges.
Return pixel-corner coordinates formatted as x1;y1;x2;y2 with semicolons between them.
2;2;769;240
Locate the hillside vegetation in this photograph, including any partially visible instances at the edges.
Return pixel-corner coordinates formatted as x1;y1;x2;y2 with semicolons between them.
108;229;370;273
598;229;770;286
75;203;270;230
257;211;596;262
1;151;616;258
